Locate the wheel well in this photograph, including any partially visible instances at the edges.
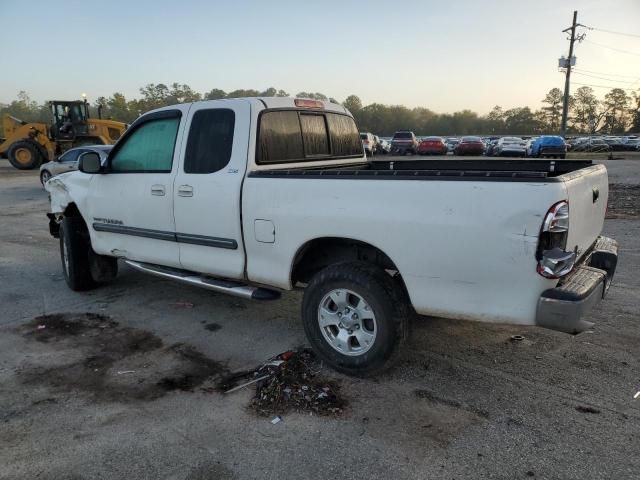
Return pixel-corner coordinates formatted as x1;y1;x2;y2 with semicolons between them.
63;203;82;218
291;237;404;287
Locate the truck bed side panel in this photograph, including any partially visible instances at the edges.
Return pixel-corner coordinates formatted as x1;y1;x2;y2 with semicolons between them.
242;177;566;325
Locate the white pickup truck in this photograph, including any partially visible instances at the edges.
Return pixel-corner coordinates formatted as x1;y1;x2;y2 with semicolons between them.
46;97;618;375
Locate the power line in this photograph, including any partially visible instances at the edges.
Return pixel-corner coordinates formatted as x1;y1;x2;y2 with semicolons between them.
573;81;638;91
572;71;638;84
583;39;640;56
572;68;640;79
582;26;640;39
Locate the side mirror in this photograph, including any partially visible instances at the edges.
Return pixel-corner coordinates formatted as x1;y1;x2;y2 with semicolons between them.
78;152;102;174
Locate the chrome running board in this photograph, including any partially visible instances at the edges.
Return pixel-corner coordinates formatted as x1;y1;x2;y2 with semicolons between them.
124;260;281;301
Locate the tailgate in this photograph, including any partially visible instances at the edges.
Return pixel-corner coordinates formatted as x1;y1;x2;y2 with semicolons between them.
563;164;608;260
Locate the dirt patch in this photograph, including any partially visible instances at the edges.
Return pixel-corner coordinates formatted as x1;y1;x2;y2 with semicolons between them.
204;322;222;332
19;313;227;402
414;389;489;418
607;184;640;219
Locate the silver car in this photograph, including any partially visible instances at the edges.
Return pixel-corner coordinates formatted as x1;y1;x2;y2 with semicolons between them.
40;145;113;186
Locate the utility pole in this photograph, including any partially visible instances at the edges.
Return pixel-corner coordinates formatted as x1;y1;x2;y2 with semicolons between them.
560;10;585;137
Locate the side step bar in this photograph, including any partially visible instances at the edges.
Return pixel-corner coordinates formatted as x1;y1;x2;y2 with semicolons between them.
124;260;281;301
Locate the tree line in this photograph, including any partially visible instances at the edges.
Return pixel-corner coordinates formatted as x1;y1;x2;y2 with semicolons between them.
1;83;638;136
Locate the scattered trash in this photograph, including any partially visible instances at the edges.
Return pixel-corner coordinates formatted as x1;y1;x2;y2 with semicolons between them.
271;415;282;425
224;375;270;394
217;349;346;416
575;405;600;414
634;391;640;399
510;335;525;342
36;325;46;330
535;355;543;360
116;370;135;375
170;302;194;309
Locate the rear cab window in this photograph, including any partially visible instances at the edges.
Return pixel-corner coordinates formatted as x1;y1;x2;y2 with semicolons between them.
257;110;362;165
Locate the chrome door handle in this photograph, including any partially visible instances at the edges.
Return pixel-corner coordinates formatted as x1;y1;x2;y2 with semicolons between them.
151;184;165;196
177;185;194;197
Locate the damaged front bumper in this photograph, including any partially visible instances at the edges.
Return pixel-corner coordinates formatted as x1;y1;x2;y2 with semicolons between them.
536;236;618;334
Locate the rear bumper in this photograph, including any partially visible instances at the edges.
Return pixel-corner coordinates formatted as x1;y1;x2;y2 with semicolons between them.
536;236;618;334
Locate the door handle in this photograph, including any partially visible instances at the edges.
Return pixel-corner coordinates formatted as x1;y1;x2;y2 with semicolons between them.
177;185;194;197
151;184;165;196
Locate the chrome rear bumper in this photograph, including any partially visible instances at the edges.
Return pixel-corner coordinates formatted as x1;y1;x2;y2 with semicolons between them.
536;236;618;334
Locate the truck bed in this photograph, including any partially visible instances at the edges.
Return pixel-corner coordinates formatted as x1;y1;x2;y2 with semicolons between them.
249;158;593;182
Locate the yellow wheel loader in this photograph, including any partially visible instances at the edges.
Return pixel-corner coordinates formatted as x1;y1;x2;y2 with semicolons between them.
0;100;127;170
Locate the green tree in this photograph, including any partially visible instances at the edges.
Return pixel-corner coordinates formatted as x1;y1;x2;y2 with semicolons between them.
572;86;600;133
541;87;563;132
343;95;363;114
603;88;630;133
205;88;227;100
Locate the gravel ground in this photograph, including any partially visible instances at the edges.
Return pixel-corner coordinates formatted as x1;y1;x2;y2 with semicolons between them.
0;158;639;480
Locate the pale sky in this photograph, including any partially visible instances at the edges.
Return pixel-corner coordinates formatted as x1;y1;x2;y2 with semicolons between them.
1;0;638;114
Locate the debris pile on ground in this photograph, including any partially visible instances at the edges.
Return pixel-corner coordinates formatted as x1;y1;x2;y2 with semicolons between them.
217;349;346;416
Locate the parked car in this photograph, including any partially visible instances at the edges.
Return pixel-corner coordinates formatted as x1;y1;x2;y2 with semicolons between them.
603;137;626;152
376;136;391;154
445;138;459;153
454;136;485;156
525;138;537;157
45;96;618;375
494;137;526;157
572;138;610;153
390;130;419;155
417;136;448;155
485;139;499;156
360;132;376;155
39;145;113;186
530;136;567;158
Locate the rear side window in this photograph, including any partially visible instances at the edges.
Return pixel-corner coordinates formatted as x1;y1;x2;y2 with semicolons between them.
110;117;180;172
184;109;235;174
300;114;329;156
258;111;304;163
257;110;362;164
326;113;362;157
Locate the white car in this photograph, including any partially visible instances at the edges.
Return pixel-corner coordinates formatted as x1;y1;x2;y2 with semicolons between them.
46;97;618;375
494;137;526;157
39;145;112;186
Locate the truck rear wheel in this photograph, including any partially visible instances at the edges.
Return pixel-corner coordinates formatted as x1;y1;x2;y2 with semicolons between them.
301;262;409;376
7;140;44;170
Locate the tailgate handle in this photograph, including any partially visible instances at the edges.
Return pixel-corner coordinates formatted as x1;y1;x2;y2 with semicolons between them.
592;187;599;203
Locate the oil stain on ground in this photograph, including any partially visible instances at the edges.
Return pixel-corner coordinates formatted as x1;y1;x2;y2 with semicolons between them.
19;313;228;402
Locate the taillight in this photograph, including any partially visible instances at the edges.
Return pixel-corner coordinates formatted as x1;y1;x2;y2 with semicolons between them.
536;200;575;278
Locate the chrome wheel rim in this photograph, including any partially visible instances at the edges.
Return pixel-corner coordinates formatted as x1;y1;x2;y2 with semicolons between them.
318;289;377;356
41;171;51;184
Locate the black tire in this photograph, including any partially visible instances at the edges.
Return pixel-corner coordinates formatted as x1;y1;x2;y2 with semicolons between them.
7;140;45;170
301;262;409;376
40;170;52;187
59;217;96;291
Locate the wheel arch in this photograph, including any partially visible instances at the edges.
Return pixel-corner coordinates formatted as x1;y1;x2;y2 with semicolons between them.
290;237;409;297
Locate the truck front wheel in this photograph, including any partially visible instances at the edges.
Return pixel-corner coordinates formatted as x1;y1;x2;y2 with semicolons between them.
59;217;96;291
302;262;409;376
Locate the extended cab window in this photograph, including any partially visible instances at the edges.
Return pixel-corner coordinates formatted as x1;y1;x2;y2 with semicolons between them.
257;110;362;164
110;117;180;172
184;109;235;174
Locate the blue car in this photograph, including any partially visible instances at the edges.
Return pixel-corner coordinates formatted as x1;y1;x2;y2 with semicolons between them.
530;136;567;158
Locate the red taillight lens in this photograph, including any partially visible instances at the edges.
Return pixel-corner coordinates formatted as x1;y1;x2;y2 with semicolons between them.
537;200;574;278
